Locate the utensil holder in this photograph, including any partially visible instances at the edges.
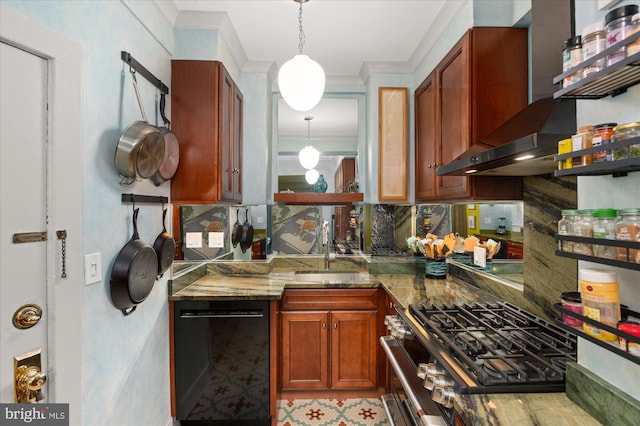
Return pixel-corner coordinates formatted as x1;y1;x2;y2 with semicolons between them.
425;258;447;278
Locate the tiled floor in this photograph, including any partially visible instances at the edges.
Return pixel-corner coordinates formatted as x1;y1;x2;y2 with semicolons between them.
277;398;390;426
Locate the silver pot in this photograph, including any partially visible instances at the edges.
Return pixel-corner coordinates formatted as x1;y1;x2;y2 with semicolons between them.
151;93;180;186
114;71;165;185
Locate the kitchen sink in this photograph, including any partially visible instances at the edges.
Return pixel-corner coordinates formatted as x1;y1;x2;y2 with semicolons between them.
282;271;371;284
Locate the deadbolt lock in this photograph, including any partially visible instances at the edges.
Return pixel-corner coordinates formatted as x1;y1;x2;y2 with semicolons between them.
14;349;47;403
13;304;42;329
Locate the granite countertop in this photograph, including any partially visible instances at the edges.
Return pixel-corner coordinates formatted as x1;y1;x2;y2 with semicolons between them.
168;270;600;426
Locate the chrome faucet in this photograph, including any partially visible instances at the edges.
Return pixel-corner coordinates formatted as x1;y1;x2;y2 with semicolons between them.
322;220;336;270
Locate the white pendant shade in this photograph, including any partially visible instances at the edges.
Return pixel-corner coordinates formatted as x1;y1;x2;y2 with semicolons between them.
298;145;319;169
278;54;325;112
305;168;319;184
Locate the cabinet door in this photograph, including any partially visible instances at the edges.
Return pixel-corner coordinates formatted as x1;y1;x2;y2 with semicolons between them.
232;83;243;202
170;61;220;204
415;72;437;201
437;35;470;199
281;311;329;389
218;65;239;202
330;310;377;389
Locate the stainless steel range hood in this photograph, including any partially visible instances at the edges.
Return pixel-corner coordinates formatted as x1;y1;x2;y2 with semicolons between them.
437;0;576;177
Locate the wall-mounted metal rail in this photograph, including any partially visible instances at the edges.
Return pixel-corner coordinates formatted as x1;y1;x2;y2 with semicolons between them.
121;51;169;94
121;193;168;205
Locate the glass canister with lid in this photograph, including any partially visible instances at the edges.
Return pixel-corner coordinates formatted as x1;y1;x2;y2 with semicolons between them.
562;35;582;86
616;208;640;263
592;123;617;162
582;21;607;78
574;209;594;256
557;209;579;252
612;122;640;160
605;4;640;66
593;208;618;259
628;12;640;56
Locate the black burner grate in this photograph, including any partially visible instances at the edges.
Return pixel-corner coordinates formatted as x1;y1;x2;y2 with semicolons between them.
407;302;577;391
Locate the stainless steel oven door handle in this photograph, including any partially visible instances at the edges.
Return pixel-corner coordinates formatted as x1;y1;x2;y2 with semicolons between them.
380;336;446;426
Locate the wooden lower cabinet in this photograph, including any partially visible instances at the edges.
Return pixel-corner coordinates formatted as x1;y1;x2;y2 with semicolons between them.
507;241;524;259
279;289;379;391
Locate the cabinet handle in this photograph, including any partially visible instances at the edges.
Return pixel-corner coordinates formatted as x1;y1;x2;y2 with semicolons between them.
322;322;326;329
233;168;240;174
333;322;337;329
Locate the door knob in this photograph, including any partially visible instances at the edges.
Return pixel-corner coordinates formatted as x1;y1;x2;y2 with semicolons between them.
15;365;46;403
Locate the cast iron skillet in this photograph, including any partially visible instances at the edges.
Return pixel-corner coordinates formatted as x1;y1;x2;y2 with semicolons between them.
231;208;242;248
110;208;158;316
153;207;175;278
240;207;254;253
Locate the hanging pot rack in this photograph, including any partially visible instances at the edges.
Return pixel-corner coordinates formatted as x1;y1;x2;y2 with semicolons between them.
121;51;169;95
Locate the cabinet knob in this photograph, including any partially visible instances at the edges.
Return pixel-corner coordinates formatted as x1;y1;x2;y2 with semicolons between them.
322;322;326;329
232;168;240;174
333;322;338;329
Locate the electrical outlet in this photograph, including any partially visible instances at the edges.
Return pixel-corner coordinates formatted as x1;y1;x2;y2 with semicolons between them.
84;252;102;285
208;232;224;248
484;217;492;225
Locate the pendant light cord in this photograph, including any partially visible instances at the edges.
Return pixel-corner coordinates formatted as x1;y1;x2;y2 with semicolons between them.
298;1;306;54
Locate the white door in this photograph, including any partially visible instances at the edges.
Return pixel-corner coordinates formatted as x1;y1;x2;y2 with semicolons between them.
0;42;49;403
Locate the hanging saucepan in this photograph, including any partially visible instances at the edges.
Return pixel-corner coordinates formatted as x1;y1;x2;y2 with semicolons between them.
151;93;180;186
110;207;158;316
231;208;242;248
114;70;165;185
240;208;254;253
153;207;175;278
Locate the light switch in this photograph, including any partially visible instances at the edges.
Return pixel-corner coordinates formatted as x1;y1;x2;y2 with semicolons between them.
256;216;264;224
208;232;224;248
185;232;202;248
84;252;102;285
484;217;491;225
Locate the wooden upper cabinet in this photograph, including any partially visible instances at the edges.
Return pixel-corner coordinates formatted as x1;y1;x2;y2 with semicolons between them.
415;73;437;200
170;60;243;204
415;27;528;202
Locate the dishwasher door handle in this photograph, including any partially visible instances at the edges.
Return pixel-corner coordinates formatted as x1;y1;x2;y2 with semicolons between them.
180;309;264;319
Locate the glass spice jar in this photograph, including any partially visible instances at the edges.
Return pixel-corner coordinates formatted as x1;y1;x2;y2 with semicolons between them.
628;13;640;56
572;125;594;167
605;4;640;66
582;21;607;78
562;35;582;86
558;209;579;252
592;122;617;163
613;122;640;160
616;208;640;263
593;208;618;259
574;209;594;256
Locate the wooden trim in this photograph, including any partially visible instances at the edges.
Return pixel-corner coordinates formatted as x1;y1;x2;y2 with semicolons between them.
378;87;409;201
273;192;363;205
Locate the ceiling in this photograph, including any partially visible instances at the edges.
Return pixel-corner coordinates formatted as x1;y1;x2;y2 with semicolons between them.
158;0;456;139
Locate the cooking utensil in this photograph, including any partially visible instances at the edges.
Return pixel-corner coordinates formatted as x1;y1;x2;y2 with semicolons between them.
240;207;254;253
115;71;164;185
231;208;242;248
151;93;180;186
153;207;175;278
110;207;158;316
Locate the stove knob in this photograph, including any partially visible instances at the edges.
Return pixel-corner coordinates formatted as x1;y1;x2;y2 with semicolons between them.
432;386;455;409
390;325;412;340
384;315;401;331
417;363;444;380
424;374;454;391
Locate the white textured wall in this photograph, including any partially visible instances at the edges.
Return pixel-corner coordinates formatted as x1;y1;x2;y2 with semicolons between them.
2;1;173;425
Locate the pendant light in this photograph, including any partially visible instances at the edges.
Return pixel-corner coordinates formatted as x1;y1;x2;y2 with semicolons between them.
299;116;319;169
305;168;319;185
278;0;325;112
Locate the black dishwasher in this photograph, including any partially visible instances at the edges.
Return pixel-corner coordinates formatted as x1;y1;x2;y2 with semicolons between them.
174;300;270;425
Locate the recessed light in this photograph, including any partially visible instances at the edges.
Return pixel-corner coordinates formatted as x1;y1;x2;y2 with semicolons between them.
465;169;478;174
515;154;534;161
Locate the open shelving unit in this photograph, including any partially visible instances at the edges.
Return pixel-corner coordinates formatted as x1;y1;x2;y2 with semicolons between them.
551;42;640;365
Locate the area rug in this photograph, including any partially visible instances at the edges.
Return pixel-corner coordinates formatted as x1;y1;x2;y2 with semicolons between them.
277;398;390;426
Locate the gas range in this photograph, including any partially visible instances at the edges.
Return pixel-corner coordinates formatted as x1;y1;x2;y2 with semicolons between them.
381;302;577;426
